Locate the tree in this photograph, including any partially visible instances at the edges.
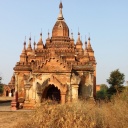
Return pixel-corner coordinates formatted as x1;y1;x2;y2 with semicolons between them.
0;77;3;94
100;84;108;91
0;85;3;94
96;84;108;99
107;69;125;95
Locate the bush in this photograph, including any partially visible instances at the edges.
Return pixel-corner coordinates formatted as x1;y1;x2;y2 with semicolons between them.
0;84;3;94
15;89;128;128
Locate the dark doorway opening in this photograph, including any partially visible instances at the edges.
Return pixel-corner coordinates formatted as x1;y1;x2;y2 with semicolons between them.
11;89;14;97
78;83;82;99
45;85;61;102
6;91;9;96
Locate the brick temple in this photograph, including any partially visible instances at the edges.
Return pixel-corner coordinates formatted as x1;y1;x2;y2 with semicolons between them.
9;2;96;109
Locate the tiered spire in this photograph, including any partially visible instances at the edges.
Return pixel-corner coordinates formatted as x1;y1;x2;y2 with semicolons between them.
85;36;87;50
37;32;44;49
70;29;74;39
38;32;43;44
87;37;93;50
21;37;26;55
33;37;36;50
76;32;82;45
84;36;89;56
27;37;32;51
48;30;50;39
58;1;64;20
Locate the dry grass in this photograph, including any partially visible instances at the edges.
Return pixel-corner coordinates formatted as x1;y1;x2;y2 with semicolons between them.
14;88;128;128
0;111;32;128
1;88;128;128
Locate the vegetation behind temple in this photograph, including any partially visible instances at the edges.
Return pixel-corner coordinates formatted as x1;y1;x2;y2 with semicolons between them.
0;85;3;94
96;69;125;99
0;77;3;94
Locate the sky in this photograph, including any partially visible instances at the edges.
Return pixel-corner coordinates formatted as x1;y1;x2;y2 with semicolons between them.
0;0;128;86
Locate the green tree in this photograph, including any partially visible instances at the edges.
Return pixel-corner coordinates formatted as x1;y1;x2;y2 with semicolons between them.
107;69;125;96
96;84;108;99
0;77;3;94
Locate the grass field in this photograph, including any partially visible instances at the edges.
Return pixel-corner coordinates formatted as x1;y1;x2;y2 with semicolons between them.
0;88;128;128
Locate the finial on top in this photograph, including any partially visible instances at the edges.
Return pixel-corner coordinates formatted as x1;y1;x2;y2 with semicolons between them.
40;28;42;36
33;37;36;50
23;36;26;50
85;36;87;49
77;31;82;44
78;27;80;35
48;29;50;39
71;32;73;39
58;1;64;20
24;36;26;45
71;29;73;39
34;36;36;44
40;32;42;36
59;1;63;8
29;33;31;40
88;33;90;40
29;37;31;40
77;29;80;41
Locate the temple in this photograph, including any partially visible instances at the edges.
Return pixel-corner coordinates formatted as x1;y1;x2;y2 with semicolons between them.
9;2;96;109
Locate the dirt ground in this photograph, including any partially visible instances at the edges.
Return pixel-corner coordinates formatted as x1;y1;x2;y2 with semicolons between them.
0;97;32;128
0;111;31;128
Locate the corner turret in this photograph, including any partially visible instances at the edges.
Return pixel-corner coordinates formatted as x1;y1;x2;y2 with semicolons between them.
36;32;44;50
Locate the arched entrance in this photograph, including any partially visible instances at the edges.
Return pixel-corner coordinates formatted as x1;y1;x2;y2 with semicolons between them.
42;84;61;102
78;83;82;98
6;90;9;96
11;89;14;97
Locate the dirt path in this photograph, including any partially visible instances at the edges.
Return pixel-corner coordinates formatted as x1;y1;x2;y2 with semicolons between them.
0;99;33;128
0;102;11;111
0;111;32;128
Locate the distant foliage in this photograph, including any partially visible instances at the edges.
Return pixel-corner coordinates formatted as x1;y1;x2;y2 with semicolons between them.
0;77;3;94
96;84;108;99
0;85;3;94
107;69;125;96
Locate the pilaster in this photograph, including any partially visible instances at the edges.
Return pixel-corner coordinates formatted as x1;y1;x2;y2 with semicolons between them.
71;84;79;101
60;92;66;104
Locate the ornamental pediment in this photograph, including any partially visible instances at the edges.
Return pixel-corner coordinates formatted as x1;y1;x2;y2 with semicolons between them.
72;63;94;71
33;57;71;73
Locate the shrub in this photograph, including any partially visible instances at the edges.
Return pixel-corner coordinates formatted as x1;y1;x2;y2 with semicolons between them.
15;89;128;128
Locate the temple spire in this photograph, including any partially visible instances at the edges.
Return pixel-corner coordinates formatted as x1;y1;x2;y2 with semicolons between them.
87;36;94;52
37;32;44;49
58;1;64;20
38;32;43;44
77;32;81;42
24;36;26;50
33;37;36;50
27;37;32;51
21;36;26;54
87;36;91;47
76;32;82;46
85;36;87;50
48;29;50;39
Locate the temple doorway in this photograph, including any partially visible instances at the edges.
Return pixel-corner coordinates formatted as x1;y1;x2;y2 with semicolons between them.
6;91;9;96
78;83;82;98
11;89;14;97
43;84;61;102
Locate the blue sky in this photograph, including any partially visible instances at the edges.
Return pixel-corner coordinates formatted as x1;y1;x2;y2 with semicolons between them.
0;0;128;86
